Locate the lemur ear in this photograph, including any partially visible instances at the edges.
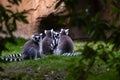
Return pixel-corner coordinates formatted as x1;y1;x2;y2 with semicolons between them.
65;29;69;35
51;29;53;32
61;28;63;32
31;35;35;40
40;33;42;36
44;30;47;34
31;35;35;38
65;29;69;32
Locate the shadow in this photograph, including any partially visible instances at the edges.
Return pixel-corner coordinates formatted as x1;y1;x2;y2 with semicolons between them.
36;13;67;34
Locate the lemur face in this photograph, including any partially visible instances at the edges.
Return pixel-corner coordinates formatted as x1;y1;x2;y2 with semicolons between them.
52;31;60;47
31;33;42;42
53;31;60;39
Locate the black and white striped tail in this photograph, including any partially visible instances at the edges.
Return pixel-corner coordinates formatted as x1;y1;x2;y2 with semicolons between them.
1;57;23;62
62;52;82;56
0;53;23;62
5;53;22;58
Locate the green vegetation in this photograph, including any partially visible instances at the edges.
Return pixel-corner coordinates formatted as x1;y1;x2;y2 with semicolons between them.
1;0;120;80
0;38;119;80
0;0;29;54
1;38;27;56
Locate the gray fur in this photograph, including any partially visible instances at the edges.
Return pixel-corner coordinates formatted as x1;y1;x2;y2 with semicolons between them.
21;33;43;60
1;33;43;61
42;29;55;54
53;29;74;55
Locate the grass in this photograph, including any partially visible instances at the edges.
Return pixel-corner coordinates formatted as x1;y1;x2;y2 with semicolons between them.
0;55;80;80
1;38;27;56
0;38;119;80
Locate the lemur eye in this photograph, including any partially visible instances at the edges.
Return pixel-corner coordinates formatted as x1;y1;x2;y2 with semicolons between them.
34;37;37;40
56;34;59;36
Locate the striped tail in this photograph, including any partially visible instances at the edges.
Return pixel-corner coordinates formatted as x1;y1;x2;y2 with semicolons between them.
62;52;82;56
0;53;23;62
5;53;22;58
1;57;23;62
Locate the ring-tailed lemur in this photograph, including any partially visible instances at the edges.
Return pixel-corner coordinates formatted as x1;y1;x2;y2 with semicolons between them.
0;33;44;62
42;29;55;55
53;29;82;56
53;29;74;55
53;31;60;49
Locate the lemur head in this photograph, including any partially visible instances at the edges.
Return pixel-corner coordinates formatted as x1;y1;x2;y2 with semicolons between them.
44;29;54;37
52;31;60;47
31;33;42;42
60;28;69;36
53;31;60;39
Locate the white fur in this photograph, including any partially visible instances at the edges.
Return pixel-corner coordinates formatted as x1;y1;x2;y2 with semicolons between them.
44;30;47;34
31;35;35;41
51;29;53;32
40;33;42;36
65;29;69;35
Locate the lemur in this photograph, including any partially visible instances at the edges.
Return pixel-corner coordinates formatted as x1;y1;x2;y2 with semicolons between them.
42;29;55;54
0;33;44;62
53;29;74;55
52;31;60;49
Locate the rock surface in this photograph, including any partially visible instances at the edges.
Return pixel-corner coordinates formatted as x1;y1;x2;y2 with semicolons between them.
0;0;65;38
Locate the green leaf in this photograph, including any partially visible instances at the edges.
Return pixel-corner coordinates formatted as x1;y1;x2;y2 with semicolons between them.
103;0;109;4
21;16;29;24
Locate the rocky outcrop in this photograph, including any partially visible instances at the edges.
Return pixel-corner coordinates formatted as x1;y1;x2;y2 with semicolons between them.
0;0;65;38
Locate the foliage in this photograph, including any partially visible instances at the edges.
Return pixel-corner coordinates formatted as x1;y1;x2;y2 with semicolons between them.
55;0;120;80
72;41;120;80
0;0;29;56
0;40;119;80
55;0;120;47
